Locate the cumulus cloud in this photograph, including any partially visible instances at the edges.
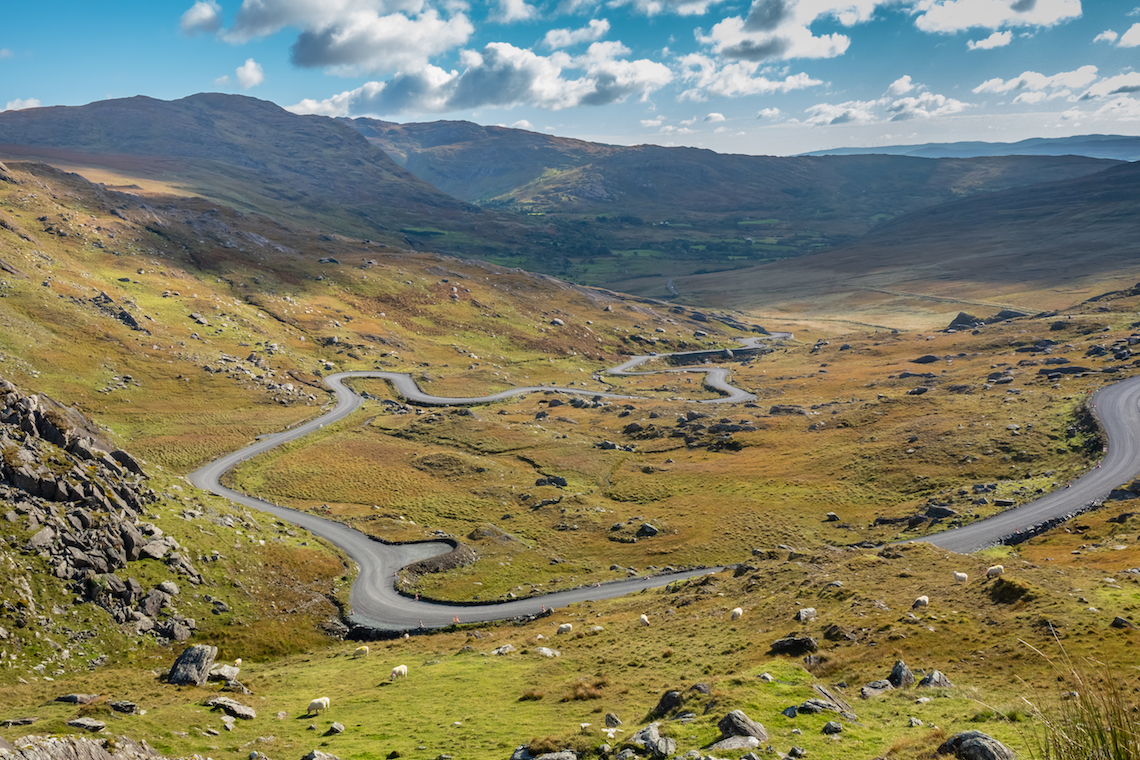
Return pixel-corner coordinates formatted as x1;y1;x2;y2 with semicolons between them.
704;111;725;121
702;10;849;62
973;65;1098;98
659;125;695;133
641;116;664;126
287;40;672;115
967;30;1011;49
757;106;781;118
913;0;1081;33
886;74;915;95
215;74;232;85
0;48;12;59
543;19;610;49
1120;22;1140;46
511;119;534;129
1094;30;1118;43
887;90;967;120
181;0;223;35
2;98;40;112
611;0;731;17
804;99;878;125
678;54;822;99
1080;72;1140;99
493;0;537;23
287;10;474;74
236;58;265;88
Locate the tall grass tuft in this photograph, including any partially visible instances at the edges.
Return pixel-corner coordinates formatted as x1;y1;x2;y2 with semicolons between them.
1021;640;1140;760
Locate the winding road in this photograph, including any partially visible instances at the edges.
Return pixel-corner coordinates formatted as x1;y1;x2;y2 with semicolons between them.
188;333;1140;631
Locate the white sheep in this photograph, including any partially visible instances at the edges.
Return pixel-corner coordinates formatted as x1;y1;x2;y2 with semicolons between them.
307;696;330;715
912;595;929;609
234;658;242;667
638;614;650;626
730;607;744;620
353;645;369;658
391;664;408;680
953;571;968;584
556;623;573;635
986;564;1005;578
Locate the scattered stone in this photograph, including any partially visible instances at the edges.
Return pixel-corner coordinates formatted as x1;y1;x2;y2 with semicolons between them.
66;717;105;732
169;644;218;686
55;694;99;704
909;717;924;727
109;700;139;714
708;736;760;752
628;723;676;758
327;722;345;735
918;670;955;688
781;706;798;718
302;751;342;760
889;660;915;688
860;680;894;699
1110;616;1135;629
605;713;622;728
653;690;683;717
205;696;256;720
771;634;818;655
758;673;774;683
788;747;807;758
717;709;768;742
491;644;517;655
822;721;842;735
911;355;940;364
937;730;1017;760
533;647;560;658
795;607;817;622
0;717;38;727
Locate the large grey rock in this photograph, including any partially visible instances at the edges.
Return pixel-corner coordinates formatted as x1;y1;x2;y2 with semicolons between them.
628;723;676;758
860;680;894;699
168;644;217;685
717;709;768;742
605;713;622;728
888;660;915;688
708;736;760;752
653;690;683;716
301;752;342;760
771;633;818;655
918;670;955;689
209;664;241;682
65;718;105;732
937;731;1017;760
205;696;256;720
534;753;576;760
822;721;843;735
55;694;99;704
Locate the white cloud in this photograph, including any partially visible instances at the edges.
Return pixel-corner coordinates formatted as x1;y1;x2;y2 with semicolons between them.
641;116;664;126
2;98;40;112
757;106;780;118
659;125;695;133
511;119;534;129
236;58;265;88
973;65;1098;97
680;116;698;125
700;12;850;62
1120;22;1140;47
493;0;537;22
1131;6;1140;16
913;0;1082;34
886;74;915;96
0;48;12;59
1080;72;1140;99
804;99;879;126
215;74;232;85
287;40;672;115
181;0;223;35
543;19;610;49
967;30;1011;49
1094;30;1118;43
611;0;730;17
704;111;725;121
714;125;730;132
1087;95;1140;120
678;54;822;99
887;90;968;120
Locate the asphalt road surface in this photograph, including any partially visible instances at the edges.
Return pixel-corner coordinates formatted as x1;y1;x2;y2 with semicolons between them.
187;337;780;630
921;373;1140;553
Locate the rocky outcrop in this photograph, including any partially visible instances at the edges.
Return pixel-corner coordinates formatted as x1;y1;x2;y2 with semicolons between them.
168;644;217;686
937;730;1017;760
0;735;176;760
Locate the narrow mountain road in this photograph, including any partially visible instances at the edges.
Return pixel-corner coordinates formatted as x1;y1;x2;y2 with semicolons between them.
188;337;774;630
921;373;1140;553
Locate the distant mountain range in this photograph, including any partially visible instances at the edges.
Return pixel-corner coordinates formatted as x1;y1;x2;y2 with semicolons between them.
801;134;1140;162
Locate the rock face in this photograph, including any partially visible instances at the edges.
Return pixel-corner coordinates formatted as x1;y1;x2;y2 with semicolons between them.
0;735;175;760
168;644;218;686
937;730;1017;760
64;719;105;732
717;710;768;742
628;723;676;759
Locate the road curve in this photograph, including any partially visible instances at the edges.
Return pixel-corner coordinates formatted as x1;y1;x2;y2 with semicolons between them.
921;373;1140;553
187;337;779;630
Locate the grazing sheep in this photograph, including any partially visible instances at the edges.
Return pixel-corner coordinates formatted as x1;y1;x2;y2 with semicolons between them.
986;565;1005;578
556;623;573;635
307;697;330;715
353;645;369;658
730;607;744;620
912;595;929;609
234;658;242;667
953;571;968;584
391;664;408;680
638;614;650;626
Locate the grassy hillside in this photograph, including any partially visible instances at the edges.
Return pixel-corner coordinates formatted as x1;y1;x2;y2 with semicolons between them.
0;147;1138;760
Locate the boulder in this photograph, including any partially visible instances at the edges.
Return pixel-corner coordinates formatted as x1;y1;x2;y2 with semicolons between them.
66;717;105;732
209;664;241;682
532;647;560;658
55;694;99;704
911;355;940;364
795;607;817;622
937;730;1017;760
205;696;256;720
302;752;343;760
822;721;843;735
109;700;139;714
708;736;760;752
860;680;894;699
628;723;675;758
918;670;955;688
653;690;683;717
605;713;623;728
888;660;915;688
717;709;768;742
326;722;345;735
771;633;818;655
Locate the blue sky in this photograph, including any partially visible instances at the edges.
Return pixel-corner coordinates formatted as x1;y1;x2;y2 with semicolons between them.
2;0;1139;155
